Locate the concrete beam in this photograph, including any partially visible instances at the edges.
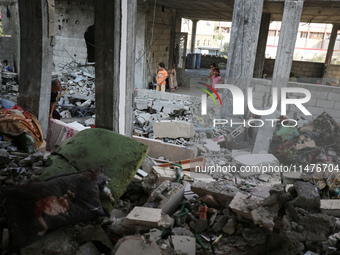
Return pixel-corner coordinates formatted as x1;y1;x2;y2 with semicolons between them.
253;13;271;78
17;0;53;137
222;0;264;118
272;0;304;90
95;0;136;136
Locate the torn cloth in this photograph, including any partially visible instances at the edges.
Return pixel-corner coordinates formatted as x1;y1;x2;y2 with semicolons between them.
0;106;43;149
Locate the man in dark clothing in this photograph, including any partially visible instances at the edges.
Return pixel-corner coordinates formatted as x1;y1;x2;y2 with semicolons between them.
50;79;62;120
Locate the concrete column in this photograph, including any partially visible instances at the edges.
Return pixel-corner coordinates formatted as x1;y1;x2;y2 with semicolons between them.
272;0;304;89
168;9;177;68
322;23;339;84
325;24;339;66
253;13;271;78
95;0;136;136
17;0;53;137
222;0;264;117
190;19;198;53
253;0;303;154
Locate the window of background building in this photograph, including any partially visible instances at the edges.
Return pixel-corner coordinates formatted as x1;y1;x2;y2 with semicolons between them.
277;31;280;37
300;32;308;38
204;39;207;46
326;33;331;40
208;40;210;46
309;32;324;39
207;22;211;26
197;40;200;46
268;30;276;36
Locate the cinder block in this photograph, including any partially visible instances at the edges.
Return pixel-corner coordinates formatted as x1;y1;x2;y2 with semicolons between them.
153;121;194;138
327;92;340;101
316;99;334;109
334;102;340;110
125;207;162;227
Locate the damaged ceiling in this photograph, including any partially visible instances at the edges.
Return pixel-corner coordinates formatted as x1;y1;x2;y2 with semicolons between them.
145;0;340;23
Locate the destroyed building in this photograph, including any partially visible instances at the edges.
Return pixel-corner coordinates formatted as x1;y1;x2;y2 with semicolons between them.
1;0;340;254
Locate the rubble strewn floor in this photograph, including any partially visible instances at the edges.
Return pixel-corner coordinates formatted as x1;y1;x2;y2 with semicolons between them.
1;69;340;254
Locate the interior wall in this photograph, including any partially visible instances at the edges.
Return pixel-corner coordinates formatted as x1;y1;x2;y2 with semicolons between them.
250;78;340;122
0;0;20;73
53;0;94;70
145;4;171;82
135;3;146;89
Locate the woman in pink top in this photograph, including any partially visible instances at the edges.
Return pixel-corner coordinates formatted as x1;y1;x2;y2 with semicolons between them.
210;67;222;91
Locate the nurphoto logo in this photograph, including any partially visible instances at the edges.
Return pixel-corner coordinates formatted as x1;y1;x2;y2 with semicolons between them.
199;83;312;128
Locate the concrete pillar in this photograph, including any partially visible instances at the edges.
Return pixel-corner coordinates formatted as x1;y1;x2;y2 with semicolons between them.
190;19;198;53
168;9;177;68
322;23;339;84
324;24;339;64
253;13;271;78
222;0;264;117
272;0;304;89
17;0;53;137
95;0;136;136
253;0;303;154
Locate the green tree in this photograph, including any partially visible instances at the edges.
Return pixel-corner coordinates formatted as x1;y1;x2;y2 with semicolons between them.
213;33;225;46
219;42;229;56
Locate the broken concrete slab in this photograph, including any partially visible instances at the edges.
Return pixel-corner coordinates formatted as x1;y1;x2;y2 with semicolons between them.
113;236;161;255
251;205;279;231
290;181;320;211
133;136;196;161
20;227;78;255
37;128;149;211
172;235;196;255
223;219;236;235
75;242;100;255
203;139;220;152
234;153;279;177
125;207;162;228
321;200;340;217
153;121;194;139
229;192;263;219
191;180;238;207
145;180;184;215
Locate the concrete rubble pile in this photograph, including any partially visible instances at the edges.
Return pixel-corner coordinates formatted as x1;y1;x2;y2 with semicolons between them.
51;66;96;119
0;72;19;103
2;145;340;254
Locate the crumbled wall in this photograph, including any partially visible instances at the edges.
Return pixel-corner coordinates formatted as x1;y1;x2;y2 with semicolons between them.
250;78;340;122
145;4;171;81
53;0;94;70
0;0;19;72
263;59;324;79
0;36;14;66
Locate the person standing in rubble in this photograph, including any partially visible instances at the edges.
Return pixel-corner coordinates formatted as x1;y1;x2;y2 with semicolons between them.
207;63;216;78
2;60;13;72
209;67;222;91
50;79;62;120
168;67;178;91
156;62;168;92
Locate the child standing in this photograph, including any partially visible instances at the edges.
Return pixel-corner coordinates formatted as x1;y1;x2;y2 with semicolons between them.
207;63;216;78
156;62;168;92
210;67;222;91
